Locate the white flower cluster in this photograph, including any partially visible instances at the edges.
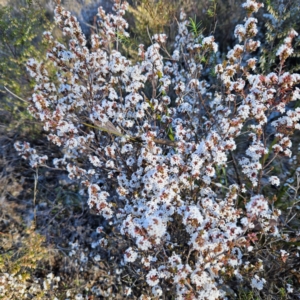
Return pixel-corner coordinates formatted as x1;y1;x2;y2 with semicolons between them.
276;29;298;62
0;272;61;299
15;0;300;298
14;141;48;168
242;0;264;13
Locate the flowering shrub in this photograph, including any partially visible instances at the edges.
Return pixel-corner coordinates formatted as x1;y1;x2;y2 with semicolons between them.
15;0;300;298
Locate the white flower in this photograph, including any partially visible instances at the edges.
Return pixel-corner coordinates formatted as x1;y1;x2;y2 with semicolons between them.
234;24;245;42
106;160;115;168
146;269;159;286
124;247;138;263
126;157;135;166
286;284;294;293
251;275;266;290
124;286;132;296
269;176;280;186
202;36;218;52
80;252;88;263
242;0;264;13
246;195;270;217
152;285;163;297
276;44;294;60
94;254;101;262
152;33;167;43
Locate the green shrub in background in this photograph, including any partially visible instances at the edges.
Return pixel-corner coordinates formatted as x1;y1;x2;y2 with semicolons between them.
127;0;245;51
128;0;300;72
0;0;52;134
260;0;300;73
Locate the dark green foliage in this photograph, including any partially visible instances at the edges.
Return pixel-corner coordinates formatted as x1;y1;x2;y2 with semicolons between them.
188;16;203;38
260;0;300;73
0;0;52;133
